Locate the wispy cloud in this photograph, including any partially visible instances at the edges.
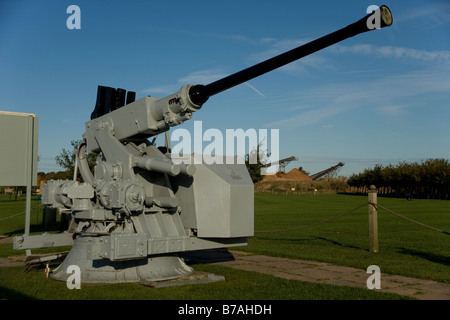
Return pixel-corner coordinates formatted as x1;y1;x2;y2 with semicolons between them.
147;25;278;46
332;44;450;65
267;103;357;129
244;82;265;98
143;69;227;95
248;38;328;74
395;2;450;27
254;36;450;129
264;67;450;129
378;105;408;117
178;69;228;84
143;69;266;98
247;37;450;84
142;85;179;95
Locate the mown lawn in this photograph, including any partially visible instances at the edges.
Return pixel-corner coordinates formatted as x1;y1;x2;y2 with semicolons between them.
2;192;448;300
240;193;450;283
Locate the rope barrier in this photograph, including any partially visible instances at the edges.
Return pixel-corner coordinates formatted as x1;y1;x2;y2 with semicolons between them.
3;198;448;237
369;201;450;235
256;202;369;234
255;200;450;236
0;203;44;221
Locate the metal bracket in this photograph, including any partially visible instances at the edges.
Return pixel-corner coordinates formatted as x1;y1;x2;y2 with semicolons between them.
100;233;148;261
13;232;74;250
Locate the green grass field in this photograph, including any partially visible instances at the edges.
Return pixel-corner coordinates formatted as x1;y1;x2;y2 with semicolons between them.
1;192;449;300
245;193;450;283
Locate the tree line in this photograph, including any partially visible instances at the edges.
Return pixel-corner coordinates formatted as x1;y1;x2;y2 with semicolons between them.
347;158;450;200
38;140;97;182
6;140;448;201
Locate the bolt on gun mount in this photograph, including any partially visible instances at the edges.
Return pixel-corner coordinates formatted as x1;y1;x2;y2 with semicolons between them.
14;6;392;284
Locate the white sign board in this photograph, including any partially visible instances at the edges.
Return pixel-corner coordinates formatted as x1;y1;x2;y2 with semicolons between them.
0;111;38;186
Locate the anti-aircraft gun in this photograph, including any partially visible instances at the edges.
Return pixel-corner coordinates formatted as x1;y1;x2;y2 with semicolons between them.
14;6;393;284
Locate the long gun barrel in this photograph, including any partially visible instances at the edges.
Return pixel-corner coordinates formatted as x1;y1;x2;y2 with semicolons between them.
86;5;392;153
189;5;393;105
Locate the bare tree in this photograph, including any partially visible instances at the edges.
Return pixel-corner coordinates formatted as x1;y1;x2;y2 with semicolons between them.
55;140;97;181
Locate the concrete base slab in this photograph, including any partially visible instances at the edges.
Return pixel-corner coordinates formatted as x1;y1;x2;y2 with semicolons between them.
214;250;450;300
140;271;225;288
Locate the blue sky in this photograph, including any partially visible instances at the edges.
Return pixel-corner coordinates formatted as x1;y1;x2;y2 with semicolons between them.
1;0;449;178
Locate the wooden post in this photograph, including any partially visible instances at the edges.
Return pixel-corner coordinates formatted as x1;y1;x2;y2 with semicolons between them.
368;185;379;253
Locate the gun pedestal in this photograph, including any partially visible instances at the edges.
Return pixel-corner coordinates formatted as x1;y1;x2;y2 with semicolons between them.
50;236;192;284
